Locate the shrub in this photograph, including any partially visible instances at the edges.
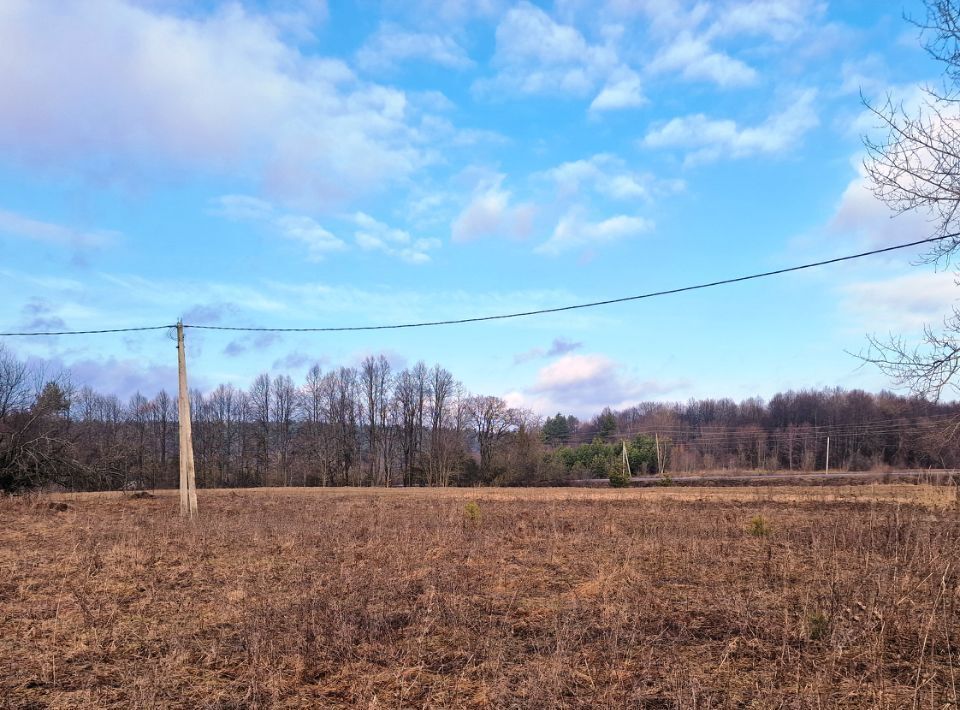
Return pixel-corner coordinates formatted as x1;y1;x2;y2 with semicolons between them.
608;460;631;488
655;474;673;487
807;611;829;641
748;515;771;537
464;501;481;524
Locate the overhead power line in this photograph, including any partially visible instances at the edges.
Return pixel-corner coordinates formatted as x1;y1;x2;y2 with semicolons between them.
563;412;960;442
0;233;954;337
0;325;174;337
181;234;960;332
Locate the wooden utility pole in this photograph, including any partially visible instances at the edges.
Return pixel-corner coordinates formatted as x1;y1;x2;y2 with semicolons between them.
177;321;198;518
621;440;631;479
825;436;830;475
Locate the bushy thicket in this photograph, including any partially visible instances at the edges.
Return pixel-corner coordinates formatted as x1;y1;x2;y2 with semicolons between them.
552;435;665;480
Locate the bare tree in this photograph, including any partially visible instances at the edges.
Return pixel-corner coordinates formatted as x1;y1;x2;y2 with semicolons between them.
128;392;150;486
208;384;238;487
862;1;960;399
249;373;271;485
272;374;297;486
468;395;520;481
0;345;30;420
152;389;173;487
360;355;391;485
426;364;454;486
302;363;328;486
324;367;359;485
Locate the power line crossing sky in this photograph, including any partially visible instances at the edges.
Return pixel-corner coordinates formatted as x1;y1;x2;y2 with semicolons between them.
0;0;950;415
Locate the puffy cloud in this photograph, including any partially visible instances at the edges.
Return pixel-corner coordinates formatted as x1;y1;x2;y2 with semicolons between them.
384;0;506;28
473;2;642;111
212;194;346;260
507;352;686;416
538;153;680;201
642;89;819;164
352;212;441;264
0;0;427;204
841;270;959;333
649;32;757;87
451;175;536;243
273;215;346;260
535;208;653;256
707;0;826;43
589;67;645;112
829;169;930;248
356;23;474;71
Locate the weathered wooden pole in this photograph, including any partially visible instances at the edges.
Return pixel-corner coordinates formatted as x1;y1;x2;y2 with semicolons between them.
177;321;198;517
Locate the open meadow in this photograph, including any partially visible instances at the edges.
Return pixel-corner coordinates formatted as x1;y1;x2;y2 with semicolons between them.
2;485;959;708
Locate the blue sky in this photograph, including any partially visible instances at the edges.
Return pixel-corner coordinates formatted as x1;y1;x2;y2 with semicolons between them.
0;0;954;416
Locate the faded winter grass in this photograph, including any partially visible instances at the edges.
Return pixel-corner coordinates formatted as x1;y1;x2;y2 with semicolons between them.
1;485;958;708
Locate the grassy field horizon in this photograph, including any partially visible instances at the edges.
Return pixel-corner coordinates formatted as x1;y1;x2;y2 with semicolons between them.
3;485;958;708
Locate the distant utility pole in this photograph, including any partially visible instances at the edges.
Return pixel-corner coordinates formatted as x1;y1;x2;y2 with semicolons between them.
655;433;663;476
177;321;198;518
825;436;830;475
621;441;631;479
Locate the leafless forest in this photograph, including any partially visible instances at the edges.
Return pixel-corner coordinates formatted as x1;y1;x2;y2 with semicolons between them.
3;346;960;493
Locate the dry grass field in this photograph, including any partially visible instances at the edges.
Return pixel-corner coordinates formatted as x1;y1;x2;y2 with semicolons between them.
1;485;959;709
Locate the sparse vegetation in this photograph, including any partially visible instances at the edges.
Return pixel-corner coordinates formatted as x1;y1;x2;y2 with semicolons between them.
1;485;957;707
807;611;830;641
464;500;481;523
748;514;771;537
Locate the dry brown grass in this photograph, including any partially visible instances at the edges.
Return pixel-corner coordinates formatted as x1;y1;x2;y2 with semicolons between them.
1;485;958;708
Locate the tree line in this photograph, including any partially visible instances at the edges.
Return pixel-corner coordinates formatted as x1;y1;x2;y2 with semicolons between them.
2;344;959;493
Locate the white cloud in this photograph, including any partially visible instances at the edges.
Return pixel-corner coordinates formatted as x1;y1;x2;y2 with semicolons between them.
386;0;506;27
570;0;823;90
0;207;118;250
212;194;346;260
708;0;825;43
829;165;931;248
0;0;427;204
841;270;959;333
649;32;757;87
506;352;685;416
273;215;346;260
451;175;536;243
474;2;642;111
539;153;677;201
642;89;819;164
535;207;653;255
356;23;474;71
590;67;646;112
352;212;441;264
